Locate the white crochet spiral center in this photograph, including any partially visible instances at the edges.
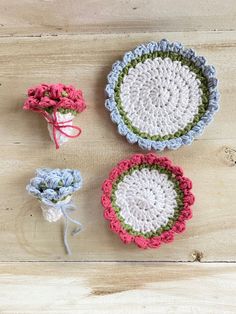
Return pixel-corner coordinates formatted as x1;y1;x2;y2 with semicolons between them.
120;57;202;137
115;168;177;233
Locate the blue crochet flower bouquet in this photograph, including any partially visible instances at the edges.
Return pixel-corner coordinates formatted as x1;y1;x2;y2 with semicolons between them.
27;168;83;254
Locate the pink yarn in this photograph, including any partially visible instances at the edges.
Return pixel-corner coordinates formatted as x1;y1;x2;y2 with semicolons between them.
170;166;184;176
103;207;116;220
24;83;86;113
160;231;175;243
110;219;122;234
130;154;144;166
101;195;111;208
119;231;134;244
172;221;186;233
179;177;193;189
184;194;195;205
134;236;149;249
102;179;113;195
145;153;159;163
179;208;193;221
101;153;195;249
23;83;86;149
109;167;122;181
148;236;161;248
117;160;131;171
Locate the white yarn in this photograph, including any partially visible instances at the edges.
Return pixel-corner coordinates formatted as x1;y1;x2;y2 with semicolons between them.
40;195;82;255
47;112;75;146
115;168;177;233
120;57;202;137
40;195;72;222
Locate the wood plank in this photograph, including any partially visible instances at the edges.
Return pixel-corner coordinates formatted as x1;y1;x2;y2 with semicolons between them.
0;0;236;36
0;262;235;313
0;31;235;144
0;139;235;261
0;31;235;261
0;1;235;311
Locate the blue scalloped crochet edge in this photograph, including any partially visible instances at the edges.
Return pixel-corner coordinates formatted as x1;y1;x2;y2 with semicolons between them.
105;39;220;151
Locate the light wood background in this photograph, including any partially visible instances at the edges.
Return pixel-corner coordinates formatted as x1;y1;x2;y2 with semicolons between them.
0;0;235;313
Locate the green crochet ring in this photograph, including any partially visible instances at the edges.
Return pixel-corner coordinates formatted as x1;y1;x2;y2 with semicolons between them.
105;39;219;150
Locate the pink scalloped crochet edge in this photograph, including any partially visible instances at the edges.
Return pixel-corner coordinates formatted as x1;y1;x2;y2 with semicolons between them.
101;153;195;249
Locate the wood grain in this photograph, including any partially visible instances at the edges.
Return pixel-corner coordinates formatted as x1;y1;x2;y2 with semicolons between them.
0;262;235;313
0;0;235;311
0;31;235;261
0;0;236;36
0;139;235;261
0;31;236;146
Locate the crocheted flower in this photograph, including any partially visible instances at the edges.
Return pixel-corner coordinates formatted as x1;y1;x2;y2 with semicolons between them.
101;153;194;249
24;83;86;114
105;39;220;151
26;168;83;255
27;168;82;204
23;83;87;149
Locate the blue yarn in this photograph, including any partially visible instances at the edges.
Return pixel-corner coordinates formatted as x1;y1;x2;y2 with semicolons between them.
105;39;220;151
41;197;82;255
27;168;83;203
126;131;138;144
27;168;83;255
41;189;58;201
118;122;128;136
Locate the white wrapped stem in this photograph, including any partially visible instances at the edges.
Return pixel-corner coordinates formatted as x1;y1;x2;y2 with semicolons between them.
47;112;75;147
40;195;72;222
40;195;82;254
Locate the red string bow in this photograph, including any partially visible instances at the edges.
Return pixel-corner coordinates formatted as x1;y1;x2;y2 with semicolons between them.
34;108;82;149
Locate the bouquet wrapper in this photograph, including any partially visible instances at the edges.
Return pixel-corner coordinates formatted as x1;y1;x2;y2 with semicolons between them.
40;195;72;223
23;83;86;149
47;112;76;148
40;195;82;255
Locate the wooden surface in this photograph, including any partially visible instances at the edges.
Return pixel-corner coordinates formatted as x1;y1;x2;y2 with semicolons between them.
0;0;235;312
1;263;236;313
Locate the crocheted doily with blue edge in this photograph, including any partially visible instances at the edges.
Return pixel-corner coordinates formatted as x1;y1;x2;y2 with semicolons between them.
105;39;220;150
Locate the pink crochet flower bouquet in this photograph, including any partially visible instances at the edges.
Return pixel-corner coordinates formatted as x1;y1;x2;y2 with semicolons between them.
102;153;194;249
23;83;86;149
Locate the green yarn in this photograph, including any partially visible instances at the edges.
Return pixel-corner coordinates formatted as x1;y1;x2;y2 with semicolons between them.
45;107;78;115
61;91;68;97
114;51;210;141
111;164;184;238
50;194;71;204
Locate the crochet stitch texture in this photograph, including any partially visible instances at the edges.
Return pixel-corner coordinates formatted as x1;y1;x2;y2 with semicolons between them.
23;83;86;149
24;83;86;115
27;168;83;254
27;168;82;204
102;153;194;249
105;39;219;150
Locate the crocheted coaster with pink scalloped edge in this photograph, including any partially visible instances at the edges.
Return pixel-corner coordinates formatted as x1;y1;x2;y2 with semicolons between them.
101;153;194;249
23;83;86;149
